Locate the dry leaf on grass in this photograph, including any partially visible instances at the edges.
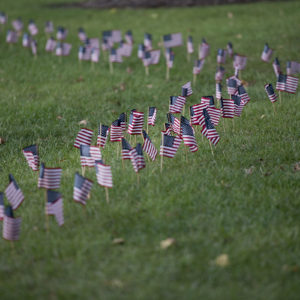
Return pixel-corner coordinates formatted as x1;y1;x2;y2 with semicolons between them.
236;33;242;39
260;114;265;119
227;12;233;19
78;120;87;126
76;76;84;82
147;84;153;89
160;238;175;249
151;13;158;19
245;166;255;175
0;137;5;144
119;83;126;91
105;279;124;288
112;238;125;245
214;254;229;267
57;115;63;120
294;162;300;172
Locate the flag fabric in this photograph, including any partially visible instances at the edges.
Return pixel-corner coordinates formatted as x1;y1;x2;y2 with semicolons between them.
143;50;160;66
46;190;64;226
74;128;93;148
56;42;72;56
273;57;281;77
181;117;198;152
78;46;91;61
3;206;21;241
227;42;233;57
102;37;110;51
264;83;277;103
201;118;220;146
148;107;157;126
169;96;186;114
237;85;250;105
80;145;102;167
276;74;299;94
121;138;132;160
31;40;37;56
110;119;123;142
130;143;146;173
22;33;31;48
182;81;193;96
215;66;225;81
5;175;24;210
128;111;144;135
234;54;247;70
287;61;300;75
187;36;194;54
56;27;68;40
28;20;38;36
78;28;87;42
198;108;211;127
6;30;18;43
23;144;39;171
38;163;62;190
97;125;109;148
190;103;207;125
0;193;4;221
45;21;54;34
193;59;205;75
45;37;56;52
163;123;172;135
163;33;183;48
12;18;23;32
199;39;210;60
207;107;221;126
167;113;181;135
118;42;133;57
160;134;182;158
125;30;133;45
216;83;222;100
166;50;174;68
142;130;157;161
221;98;235;118
201;96;214;108
232;95;244;117
138;44;145;59
144;33;152;50
102;30;122;44
0;12;7;25
109;48;122;63
73;172;93;205
119;112;127;131
91;48;100;63
217;49;226;64
226;77;238;95
95;161;113;188
261;43;273;62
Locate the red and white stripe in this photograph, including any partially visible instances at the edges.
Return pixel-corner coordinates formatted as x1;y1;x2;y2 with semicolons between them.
46;197;64;226
170;96;186;114
171;117;181;135
122;148;131;160
234;101;245;117
96;163;113;188
182;135;198;152
73;180;93;205
5;182;24;210
128;111;144;135
23;151;39;171
3;216;22;241
264;84;277;103
74;128;93;149
110;125;123;142
182;81;193;96
0;205;4;220
130;149;146;173
216;84;222;100
239;92;250;105
200;97;211;107
38;168;62;190
160;135;182;158
286;76;299;94
80;147;102;167
190;103;207;125
142;139;157;161
207;107;221;126
201;127;220;146
221;99;235;118
148;111;157;126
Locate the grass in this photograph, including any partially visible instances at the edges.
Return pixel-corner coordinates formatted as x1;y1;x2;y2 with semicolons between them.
0;0;300;299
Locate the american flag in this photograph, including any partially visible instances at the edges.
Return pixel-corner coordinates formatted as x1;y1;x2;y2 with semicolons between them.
181;118;198;153
31;40;37;56
0;12;7;25
56;42;72;56
163;123;172;135
227;42;233;57
201;118;220;146
143;50;160;66
166;50;174;68
5;174;24;210
261;43;273;62
45;21;54;34
23;144;39;171
198;38;210;60
201;96;214;107
216;83;222;100
121;138;132;160
187;36;194;54
91;48;100;63
160;134;182;158
163;33;183;48
95;161;113;188
169;96;186;114
276;74;299;94
12;18;23;32
232;94;244;117
74;128;93;149
138;44;145;59
167;113;181;135
198;108;211;127
3;206;22;241
22;33;31;48
80;145;102;167
118;41;133;57
109;48;122;63
38;163;62;190
28;20;38;36
45;37;56;52
0;193;5;220
78;27;87;42
125;30;133;45
73;172;93;205
193;59;205;75
88;38;100;49
221;98;235;118
287;61;300;75
102;30;122;44
148;107;157;126
215;66;225;81
237;85;250;104
264;83;277;103
217;49;226;64
182;81;193;96
78;46;91;61
207;107;221;126
97;124;109;148
110;119;123;142
46;190;64;226
144;33;152;50
190;103;207;125
119;112;127;131
226;77;240;95
6;30;18;43
130;143;146;173
56;27;68;40
142;130;157;161
128;110;144;135
273;57;281;77
102;38;110;51
233;54;247;70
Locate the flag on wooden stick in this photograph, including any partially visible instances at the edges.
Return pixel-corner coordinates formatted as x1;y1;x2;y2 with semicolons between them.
23;144;39;171
3;206;21;241
142;131;158;161
73;172;93;206
46;190;64;226
5;174;24;210
38;163;62;190
264;83;277;103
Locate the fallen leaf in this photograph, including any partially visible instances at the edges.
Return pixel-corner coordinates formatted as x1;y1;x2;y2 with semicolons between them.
119;83;126;91
0;137;5;144
110;8;117;14
57;115;63;120
260;114;265;119
245;166;255;175
126;67;133;74
160;238;175;249
105;279;124;288
147;84;153;89
227;12;233;19
112;238;125;245
151;13;158;19
294;162;300;172
236;33;242;39
282;264;299;272
79;120;87;125
264;172;272;177
76;76;84;82
33;226;38;231
241;80;249;86
214;254;229;267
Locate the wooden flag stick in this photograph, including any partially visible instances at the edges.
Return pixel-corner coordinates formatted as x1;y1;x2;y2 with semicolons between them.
223;118;226;133
193;73;197;86
166;65;170;81
99;124;102;149
160;155;163;173
116;142;119;160
109;60;113;74
209;141;214;156
279;91;282;104
82;166;85;177
272;103;276;115
187;52;190;62
45;190;49;232
137;173;140;186
145;66;149;76
232;118;235;132
147;122;149;134
105;187;109;204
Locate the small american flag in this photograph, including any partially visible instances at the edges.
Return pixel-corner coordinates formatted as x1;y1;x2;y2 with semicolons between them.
237;85;250;104
166;50;174;68
0;12;7;25
273;57;281;77
167;113;181;135
38;163;62;190
45;37;56;52
22;33;31;48
80;145;102;167
3;206;21;241
144;33;152;50
74;128;93;149
148;107;157;127
91;48;100;63
31;40;37;56
198;38;210;60
232;95;244;117
187;36;194;54
286;61;300;75
138;44;145;59
6;30;18;43
23;144;39;171
28;20;38;36
46;190;64;226
163;33;183;48
110;119;123;142
102;38;110;51
78;28;87;42
201;96;214;108
215;66;225;81
160;134;182;158
181;118;198;152
45;21;54;34
233;54;247;70
193;59;205;75
207;107;221;126
102;30;122;44
97;125;109;148
182;81;193;96
119;112;127;131
128;110;144;135
216;83;222;100
12;18;23;32
217;49;226;64
201;118;220;146
78;46;91;61
169;96;186;114
221;98;235;118
130;143;146;173
56;42;72;56
142;130;157;161
276;74;299;94
125;30;133;45
0;193;5;220
163;123;172;135
95;161;113;188
143;50;160;66
190;103;207;126
56;26;68;40
226;78;238;95
73;172;93;205
227;42;233;58
261;43;273;62
109;48;122;63
264;83;277;103
121;138;132;160
118;41;133;57
5;174;24;210
198;108;211;127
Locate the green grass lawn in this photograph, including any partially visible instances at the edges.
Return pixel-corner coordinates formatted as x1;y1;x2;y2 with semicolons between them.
0;0;300;299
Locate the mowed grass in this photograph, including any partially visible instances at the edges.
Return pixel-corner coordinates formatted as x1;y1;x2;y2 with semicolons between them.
0;0;300;299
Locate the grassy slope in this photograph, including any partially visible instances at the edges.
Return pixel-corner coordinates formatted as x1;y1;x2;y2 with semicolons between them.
0;1;300;299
